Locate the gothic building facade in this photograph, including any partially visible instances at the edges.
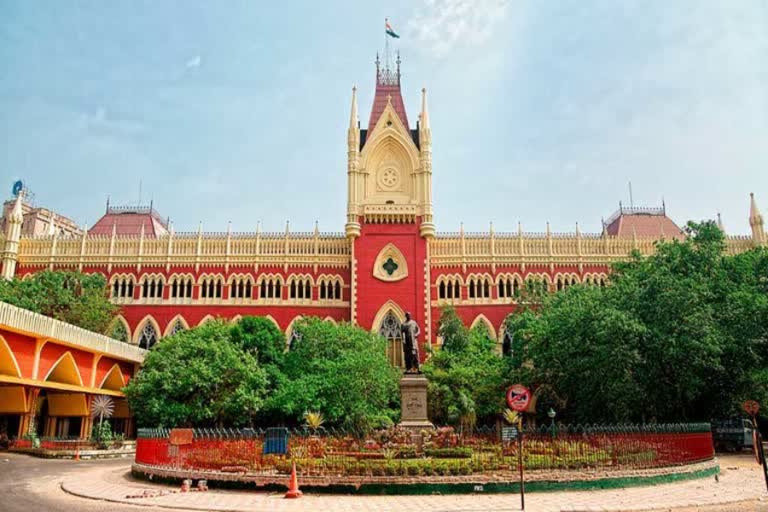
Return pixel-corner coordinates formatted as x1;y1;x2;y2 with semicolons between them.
1;57;765;365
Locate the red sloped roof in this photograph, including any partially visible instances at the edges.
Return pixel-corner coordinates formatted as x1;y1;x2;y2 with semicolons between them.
605;213;684;239
89;207;168;237
368;82;409;135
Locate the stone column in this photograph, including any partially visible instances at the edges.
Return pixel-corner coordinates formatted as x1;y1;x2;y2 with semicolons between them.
398;374;433;431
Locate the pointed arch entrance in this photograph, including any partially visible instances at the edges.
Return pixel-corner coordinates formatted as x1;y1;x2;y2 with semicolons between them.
372;301;406;368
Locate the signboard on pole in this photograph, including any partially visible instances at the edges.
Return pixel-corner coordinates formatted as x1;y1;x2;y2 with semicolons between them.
506;384;531;412
743;400;760;417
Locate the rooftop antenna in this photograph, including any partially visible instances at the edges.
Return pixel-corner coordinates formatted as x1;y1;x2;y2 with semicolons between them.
628;181;634;208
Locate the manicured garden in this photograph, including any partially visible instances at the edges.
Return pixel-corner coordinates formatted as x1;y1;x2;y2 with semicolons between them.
135;423;715;480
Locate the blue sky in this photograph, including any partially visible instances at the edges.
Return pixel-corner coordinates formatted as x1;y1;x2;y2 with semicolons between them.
1;0;766;234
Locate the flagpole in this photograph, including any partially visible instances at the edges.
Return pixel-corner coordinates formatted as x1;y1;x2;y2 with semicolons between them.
384;18;390;73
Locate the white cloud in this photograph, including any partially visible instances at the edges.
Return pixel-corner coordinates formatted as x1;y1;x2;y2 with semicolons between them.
409;0;509;57
186;55;201;68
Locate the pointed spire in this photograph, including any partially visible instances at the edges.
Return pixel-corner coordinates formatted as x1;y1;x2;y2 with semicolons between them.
420;88;430;130
518;221;523;236
575;222;581;236
750;193;765;245
314;220;319;236
9;193;23;224
256;220;261;235
489;221;494;235
197;221;203;235
349;86;358;129
750;193;763;224
227;221;232;236
546;221;551;237
716;212;725;233
168;220;175;236
106;196;110;214
460;222;465;237
285;220;290;235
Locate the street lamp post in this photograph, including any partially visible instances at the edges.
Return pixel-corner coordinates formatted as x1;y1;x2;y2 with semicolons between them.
548;408;557;438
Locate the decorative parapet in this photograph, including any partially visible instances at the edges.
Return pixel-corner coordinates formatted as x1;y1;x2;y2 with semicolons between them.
0;300;145;363
430;232;756;268
17;231;351;270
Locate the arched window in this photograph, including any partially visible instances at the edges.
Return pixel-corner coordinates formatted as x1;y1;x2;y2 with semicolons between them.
498;275;521;299
378;311;404;368
199;275;224;299
437;275;462;300
108;319;130;343
467;275;491;299
168;319;186;336
502;329;513;357
138;322;159;349
169;275;194;299
288;276;312;300
110;275;135;300
317;276;343;302
140;275;165;300
230;276;253;300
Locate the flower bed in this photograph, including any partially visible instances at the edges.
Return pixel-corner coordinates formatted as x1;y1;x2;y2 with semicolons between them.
134;424;715;486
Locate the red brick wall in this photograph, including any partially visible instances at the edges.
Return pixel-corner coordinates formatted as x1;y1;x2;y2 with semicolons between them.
353;219;429;358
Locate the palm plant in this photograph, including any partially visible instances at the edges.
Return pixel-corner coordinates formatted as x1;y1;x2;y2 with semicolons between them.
303;411;325;432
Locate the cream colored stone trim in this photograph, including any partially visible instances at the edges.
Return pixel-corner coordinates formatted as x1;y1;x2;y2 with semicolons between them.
0;301;144;363
372;243;409;282
133;315;161;346
370;300;406;334
469;314;497;340
163;314;190;336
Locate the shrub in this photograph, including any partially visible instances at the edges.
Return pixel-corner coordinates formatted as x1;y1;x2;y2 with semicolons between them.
424;447;472;458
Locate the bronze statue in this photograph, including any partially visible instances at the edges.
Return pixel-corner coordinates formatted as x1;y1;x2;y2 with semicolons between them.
401;312;420;373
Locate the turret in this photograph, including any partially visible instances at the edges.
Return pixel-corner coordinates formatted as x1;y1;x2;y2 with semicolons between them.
419;87;435;238
345;86;362;239
749;193;765;246
2;193;24;279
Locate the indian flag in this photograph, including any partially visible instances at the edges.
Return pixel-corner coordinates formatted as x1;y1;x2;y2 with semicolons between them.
385;19;400;39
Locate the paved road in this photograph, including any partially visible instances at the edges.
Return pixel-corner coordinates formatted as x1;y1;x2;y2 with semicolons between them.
0;452;766;512
0;453;164;512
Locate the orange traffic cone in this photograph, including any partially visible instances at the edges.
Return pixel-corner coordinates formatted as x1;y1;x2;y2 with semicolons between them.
284;462;302;499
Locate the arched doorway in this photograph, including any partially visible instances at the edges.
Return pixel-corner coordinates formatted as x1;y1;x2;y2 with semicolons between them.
378;311;404;368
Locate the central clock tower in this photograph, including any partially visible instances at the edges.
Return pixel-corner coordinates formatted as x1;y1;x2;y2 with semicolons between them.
346;54;435;359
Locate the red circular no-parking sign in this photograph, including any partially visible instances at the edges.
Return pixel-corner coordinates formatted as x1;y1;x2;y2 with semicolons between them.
506;384;531;412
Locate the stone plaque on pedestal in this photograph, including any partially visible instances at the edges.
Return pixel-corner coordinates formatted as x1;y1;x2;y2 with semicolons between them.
398;374;434;431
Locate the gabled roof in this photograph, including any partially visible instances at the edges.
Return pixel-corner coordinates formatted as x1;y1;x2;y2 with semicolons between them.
603;205;684;239
368;83;409;135
366;58;410;143
90;205;169;237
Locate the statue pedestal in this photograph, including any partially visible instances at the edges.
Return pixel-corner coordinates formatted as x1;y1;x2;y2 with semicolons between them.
398;374;434;431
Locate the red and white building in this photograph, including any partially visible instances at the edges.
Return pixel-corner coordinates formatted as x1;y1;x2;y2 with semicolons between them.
1;56;765;365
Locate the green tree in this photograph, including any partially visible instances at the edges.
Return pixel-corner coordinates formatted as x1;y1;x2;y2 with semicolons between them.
504;221;768;423
230;316;285;365
266;318;400;431
124;321;267;427
423;307;506;429
0;271;117;333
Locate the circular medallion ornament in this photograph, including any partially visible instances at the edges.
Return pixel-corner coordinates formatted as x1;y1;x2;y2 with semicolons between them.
378;167;400;190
